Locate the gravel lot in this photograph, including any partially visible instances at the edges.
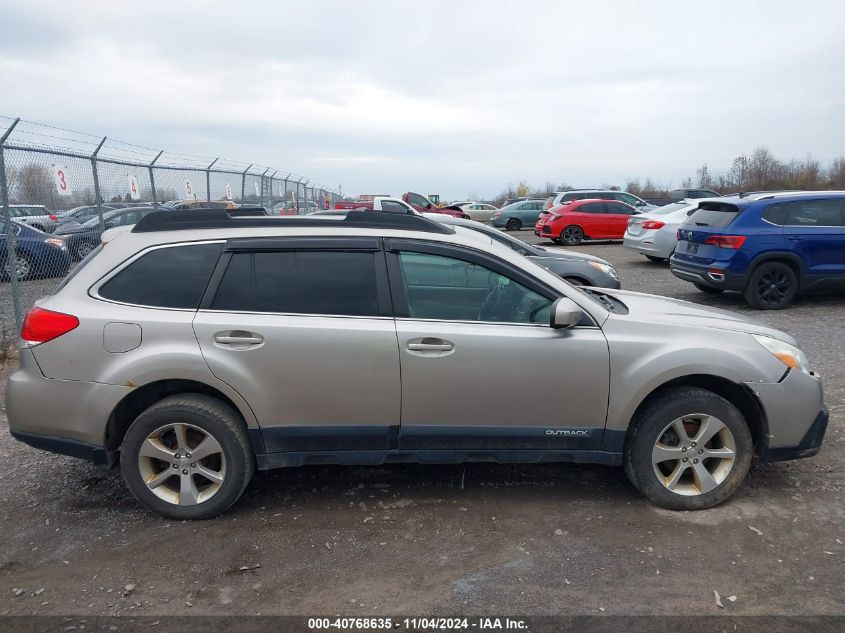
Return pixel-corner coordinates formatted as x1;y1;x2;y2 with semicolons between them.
0;235;843;619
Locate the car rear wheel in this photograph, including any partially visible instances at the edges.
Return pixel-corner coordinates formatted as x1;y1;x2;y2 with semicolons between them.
561;226;583;246
505;218;522;231
3;252;35;282
693;282;724;294
624;387;752;510
74;240;97;260
744;261;798;309
121;394;255;520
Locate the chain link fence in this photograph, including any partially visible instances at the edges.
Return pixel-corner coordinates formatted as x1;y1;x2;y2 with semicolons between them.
0;116;339;349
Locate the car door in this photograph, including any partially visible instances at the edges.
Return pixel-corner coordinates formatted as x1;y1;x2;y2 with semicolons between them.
386;239;610;451
193;237;402;453
782;199;845;277
519;201;542;225
606;202;636;238
578;202;606;237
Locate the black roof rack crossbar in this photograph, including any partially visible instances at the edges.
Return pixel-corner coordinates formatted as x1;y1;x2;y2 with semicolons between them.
132;208;454;235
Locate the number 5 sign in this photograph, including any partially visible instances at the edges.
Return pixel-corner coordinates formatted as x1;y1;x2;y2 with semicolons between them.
185;180;195;198
53;165;72;196
127;174;141;201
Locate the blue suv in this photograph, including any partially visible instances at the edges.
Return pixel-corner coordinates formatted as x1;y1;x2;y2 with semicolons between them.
670;192;845;309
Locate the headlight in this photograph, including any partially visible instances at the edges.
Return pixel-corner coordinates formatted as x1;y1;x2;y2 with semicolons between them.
752;334;812;375
45;238;67;250
588;261;618;280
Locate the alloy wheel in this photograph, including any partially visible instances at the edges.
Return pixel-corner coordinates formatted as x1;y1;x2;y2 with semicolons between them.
756;269;792;306
4;255;31;280
562;226;583;245
76;242;96;259
651;413;736;496
137;422;227;506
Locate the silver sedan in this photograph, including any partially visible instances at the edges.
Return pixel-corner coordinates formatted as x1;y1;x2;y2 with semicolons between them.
623;198;719;261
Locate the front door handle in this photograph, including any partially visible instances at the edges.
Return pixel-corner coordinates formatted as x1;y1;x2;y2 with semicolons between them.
407;337;455;356
786;236;803;241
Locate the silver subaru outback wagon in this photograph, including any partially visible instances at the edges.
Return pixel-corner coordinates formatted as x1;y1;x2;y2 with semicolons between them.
6;209;827;519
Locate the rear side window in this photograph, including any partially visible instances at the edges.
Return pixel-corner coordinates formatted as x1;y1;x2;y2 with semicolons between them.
99;243;223;308
761;203;789;225
685;202;742;228
212;250;379;316
785;200;844;226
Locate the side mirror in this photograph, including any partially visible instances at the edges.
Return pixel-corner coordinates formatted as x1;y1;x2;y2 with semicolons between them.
426;202;433;209
550;297;582;329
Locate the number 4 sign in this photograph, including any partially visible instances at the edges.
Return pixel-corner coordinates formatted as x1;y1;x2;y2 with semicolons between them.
254;181;260;197
225;183;233;200
127;175;141;201
53;165;72;196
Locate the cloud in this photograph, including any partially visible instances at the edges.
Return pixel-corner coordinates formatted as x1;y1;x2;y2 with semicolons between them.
1;0;844;198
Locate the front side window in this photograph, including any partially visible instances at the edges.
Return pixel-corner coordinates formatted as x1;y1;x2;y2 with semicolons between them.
616;193;641;206
212;250;380;316
380;200;409;214
99;243;223;308
397;251;552;324
784;200;844;226
407;193;429;207
580;203;606;215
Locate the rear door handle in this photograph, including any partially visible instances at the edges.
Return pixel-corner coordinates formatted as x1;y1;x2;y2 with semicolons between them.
214;331;264;348
786;236;803;241
408;342;453;351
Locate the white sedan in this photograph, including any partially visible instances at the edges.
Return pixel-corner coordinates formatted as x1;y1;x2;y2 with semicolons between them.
458;202;499;222
623;198;720;261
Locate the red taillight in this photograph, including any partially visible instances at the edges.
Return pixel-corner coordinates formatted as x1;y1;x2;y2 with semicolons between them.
20;307;79;344
704;235;746;249
676;229;682;240
641;220;665;230
49;213;58;221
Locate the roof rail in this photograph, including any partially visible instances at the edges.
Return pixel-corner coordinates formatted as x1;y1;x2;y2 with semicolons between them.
132;208;455;235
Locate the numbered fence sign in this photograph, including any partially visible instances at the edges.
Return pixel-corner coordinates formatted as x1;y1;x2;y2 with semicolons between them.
127;174;141;200
185;180;195;198
224;183;233;200
53;165;72;196
254;181;260;197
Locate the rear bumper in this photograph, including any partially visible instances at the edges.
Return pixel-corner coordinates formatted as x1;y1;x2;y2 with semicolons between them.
623;232;675;258
9;430;115;469
669;259;746;291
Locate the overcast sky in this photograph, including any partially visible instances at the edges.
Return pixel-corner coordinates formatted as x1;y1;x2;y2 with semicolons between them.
2;0;844;199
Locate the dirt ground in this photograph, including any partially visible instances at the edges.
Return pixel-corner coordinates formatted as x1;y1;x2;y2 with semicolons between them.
0;240;843;619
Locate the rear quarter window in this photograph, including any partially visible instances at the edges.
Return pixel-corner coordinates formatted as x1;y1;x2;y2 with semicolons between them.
685;202;742;228
98;242;223;308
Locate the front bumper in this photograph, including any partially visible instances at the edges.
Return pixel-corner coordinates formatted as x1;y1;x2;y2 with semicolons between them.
762;407;828;462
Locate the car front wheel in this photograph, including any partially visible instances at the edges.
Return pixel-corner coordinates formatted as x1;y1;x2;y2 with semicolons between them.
624;387;753;510
120;394;255;520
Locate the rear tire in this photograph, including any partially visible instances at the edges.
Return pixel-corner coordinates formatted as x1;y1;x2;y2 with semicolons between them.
120;394;255;520
74;240;97;261
624;387;753;511
693;282;724;294
744;261;798;309
3;252;35;282
561;225;584;246
505;218;522;231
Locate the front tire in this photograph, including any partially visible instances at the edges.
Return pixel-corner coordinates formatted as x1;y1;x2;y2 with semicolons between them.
744;261;798;309
624;387;753;510
3;252;35;282
505;218;522;231
120;394;255;520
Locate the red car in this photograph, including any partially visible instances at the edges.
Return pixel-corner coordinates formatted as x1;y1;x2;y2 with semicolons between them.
534;199;640;245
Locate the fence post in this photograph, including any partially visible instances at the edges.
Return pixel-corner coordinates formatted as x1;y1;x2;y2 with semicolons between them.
206;158;219;202
297;178;305;214
284;173;291;208
241;164;253;203
259;168;270;208
0;118;22;332
148;150;163;206
91;136;107;233
268;170;277;213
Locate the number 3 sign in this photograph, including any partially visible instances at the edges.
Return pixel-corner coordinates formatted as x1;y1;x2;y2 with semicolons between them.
53;165;72;196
